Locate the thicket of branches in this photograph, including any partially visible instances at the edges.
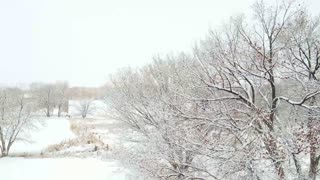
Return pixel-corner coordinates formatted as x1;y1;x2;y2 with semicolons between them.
106;1;320;179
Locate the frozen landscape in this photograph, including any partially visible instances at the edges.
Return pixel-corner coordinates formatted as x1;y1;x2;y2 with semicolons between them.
0;0;320;179
0;117;137;180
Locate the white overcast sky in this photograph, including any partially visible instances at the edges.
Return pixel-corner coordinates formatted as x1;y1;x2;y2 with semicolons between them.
0;0;319;87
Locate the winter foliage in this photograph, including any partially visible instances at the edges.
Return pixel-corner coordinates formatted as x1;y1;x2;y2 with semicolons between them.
105;1;320;179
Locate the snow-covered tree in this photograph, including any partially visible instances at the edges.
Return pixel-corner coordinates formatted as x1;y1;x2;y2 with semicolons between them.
105;1;320;179
30;83;56;117
55;81;69;117
30;82;69;117
0;88;36;157
75;100;95;119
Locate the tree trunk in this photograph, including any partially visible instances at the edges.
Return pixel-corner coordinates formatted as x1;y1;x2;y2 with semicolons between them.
58;105;62;117
0;144;7;157
265;135;285;180
1;151;8;157
309;156;319;180
0;127;7;157
308;97;319;180
292;153;303;178
46;105;50;117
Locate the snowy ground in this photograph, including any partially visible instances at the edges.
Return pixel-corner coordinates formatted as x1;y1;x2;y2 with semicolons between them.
10;118;75;155
0;117;138;180
0;157;135;180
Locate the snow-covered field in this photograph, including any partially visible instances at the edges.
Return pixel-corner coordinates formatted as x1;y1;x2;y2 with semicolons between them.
10;118;75;154
0;117;138;180
0;158;133;180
